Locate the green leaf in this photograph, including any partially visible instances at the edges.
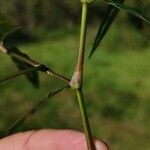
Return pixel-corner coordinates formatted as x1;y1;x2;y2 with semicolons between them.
1;26;22;44
89;0;125;58
6;86;68;135
6;47;40;87
106;0;150;24
0;23;21;40
1;27;40;87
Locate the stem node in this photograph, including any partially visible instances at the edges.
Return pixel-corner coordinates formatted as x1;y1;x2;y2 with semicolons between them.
70;71;82;89
71;2;96;150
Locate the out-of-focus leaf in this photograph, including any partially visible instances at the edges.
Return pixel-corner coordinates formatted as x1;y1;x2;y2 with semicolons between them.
0;23;21;41
0;27;40;87
6;86;68;135
6;47;40;87
89;0;125;58
1;26;22;43
0;67;39;83
106;0;150;24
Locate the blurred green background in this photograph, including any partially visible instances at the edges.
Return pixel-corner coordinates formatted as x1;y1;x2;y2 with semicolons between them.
0;1;150;150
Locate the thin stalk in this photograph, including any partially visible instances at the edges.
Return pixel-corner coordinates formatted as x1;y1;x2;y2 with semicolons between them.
0;67;39;83
76;2;88;74
6;86;68;135
71;2;96;150
46;69;70;84
70;3;88;88
76;89;95;150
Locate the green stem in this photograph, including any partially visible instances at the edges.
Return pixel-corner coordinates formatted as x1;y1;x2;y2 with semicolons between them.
71;2;95;149
70;3;88;88
76;89;95;150
76;2;88;73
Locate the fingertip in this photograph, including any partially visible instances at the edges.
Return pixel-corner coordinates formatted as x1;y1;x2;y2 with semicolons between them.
0;129;109;150
95;139;109;150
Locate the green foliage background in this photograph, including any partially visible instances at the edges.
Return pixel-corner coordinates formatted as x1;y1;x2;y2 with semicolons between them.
0;1;150;150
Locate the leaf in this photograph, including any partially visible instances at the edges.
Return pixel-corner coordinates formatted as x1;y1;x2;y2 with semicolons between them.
0;27;40;87
1;26;22;43
106;0;150;24
0;24;22;42
0;67;39;83
6;47;40;87
89;0;125;58
6;86;68;135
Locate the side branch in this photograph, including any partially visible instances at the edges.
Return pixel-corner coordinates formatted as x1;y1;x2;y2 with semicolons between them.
6;85;68;135
0;42;70;85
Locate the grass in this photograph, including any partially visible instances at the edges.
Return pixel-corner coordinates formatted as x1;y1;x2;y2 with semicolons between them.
0;24;150;150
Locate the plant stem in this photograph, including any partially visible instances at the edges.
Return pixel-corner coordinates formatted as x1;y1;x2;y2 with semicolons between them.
70;2;88;88
70;2;95;150
76;2;88;74
76;89;95;150
0;67;39;83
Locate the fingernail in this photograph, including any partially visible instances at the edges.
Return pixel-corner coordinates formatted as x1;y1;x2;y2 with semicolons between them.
95;140;109;150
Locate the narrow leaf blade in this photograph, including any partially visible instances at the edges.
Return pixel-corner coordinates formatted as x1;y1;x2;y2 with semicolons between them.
89;0;125;58
107;0;150;24
2;26;22;43
0;26;22;43
6;47;40;87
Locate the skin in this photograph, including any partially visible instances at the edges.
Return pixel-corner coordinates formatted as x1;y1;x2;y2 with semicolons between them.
0;129;109;150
